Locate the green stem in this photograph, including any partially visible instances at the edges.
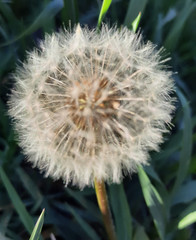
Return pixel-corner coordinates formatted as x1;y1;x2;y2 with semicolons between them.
94;179;117;240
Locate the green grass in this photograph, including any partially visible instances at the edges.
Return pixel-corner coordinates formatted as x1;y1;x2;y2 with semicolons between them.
0;0;196;239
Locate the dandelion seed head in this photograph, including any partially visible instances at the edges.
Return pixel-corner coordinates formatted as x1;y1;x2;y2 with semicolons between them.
9;25;175;188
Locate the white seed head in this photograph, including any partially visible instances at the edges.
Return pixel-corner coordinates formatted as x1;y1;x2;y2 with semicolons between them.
8;25;175;188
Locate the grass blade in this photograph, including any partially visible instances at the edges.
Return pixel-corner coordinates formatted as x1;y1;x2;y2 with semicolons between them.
177;202;196;229
61;0;78;26
29;209;45;240
133;225;150;240
164;0;196;51
109;183;132;240
138;166;166;240
0;232;11;240
144;165;170;210
178;212;196;229
0;0;64;47
16;167;43;212
171;89;192;196
131;12;141;33
97;0;112;28
0;166;34;234
0;209;12;236
66;188;101;221
0;2;21;27
124;0;147;28
65;203;101;240
172;180;196;205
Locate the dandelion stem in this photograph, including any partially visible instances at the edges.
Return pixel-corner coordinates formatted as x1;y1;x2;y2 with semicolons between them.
94;179;117;240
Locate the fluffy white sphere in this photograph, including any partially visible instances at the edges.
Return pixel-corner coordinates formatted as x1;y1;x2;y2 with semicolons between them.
9;25;175;188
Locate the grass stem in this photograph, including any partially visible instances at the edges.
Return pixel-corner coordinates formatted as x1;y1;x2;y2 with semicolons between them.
94;179;117;240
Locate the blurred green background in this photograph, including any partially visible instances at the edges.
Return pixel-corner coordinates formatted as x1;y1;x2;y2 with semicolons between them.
0;0;196;239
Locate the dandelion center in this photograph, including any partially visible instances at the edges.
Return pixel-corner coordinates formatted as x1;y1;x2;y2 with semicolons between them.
68;77;120;131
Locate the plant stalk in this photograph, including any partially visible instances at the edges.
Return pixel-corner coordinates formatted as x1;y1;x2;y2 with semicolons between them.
94;179;117;240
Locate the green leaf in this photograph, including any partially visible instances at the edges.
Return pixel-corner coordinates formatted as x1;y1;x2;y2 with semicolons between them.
109;183;132;240
131;12;141;33
29;209;45;240
40;200;83;239
133;225;150;240
138;166;166;240
0;0;64;47
124;0;147;28
0;232;11;240
172;89;192;196
61;0;78;26
2;229;21;240
0;209;12;236
0;166;34;234
172;180;196;205
144;165;169;209
144;165;163;186
97;0;112;28
178;212;196;229
66;188;101;221
16;167;43;212
0;2;21;27
65;203;101;240
177;202;196;229
164;0;196;51
153;130;182;162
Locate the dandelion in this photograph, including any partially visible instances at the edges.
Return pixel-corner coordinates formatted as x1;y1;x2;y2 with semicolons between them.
8;25;175;189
